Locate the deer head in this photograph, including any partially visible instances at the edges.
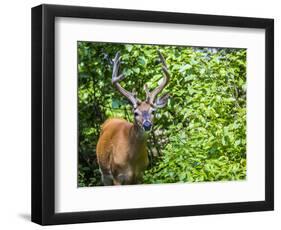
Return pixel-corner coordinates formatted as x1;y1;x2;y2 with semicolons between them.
112;51;170;131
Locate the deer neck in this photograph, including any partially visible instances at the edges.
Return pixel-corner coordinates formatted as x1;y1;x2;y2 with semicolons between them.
127;122;148;162
129;121;148;149
132;122;147;140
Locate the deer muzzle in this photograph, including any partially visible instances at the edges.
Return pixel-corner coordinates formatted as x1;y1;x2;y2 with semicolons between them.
142;120;152;131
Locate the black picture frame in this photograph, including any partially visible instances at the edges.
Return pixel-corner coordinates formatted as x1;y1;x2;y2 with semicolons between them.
31;4;274;225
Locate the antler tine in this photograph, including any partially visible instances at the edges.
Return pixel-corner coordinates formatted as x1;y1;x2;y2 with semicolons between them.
143;84;150;102
158;50;168;68
112;52;124;83
148;51;170;105
155;92;170;108
112;52;140;108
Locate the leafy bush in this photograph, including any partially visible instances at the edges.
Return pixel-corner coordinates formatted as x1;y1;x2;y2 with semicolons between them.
78;42;246;186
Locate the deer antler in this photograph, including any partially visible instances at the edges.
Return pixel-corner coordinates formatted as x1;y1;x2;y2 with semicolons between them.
147;51;170;106
112;52;141;108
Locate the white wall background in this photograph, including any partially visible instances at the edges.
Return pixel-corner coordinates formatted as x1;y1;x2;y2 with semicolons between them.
0;0;279;229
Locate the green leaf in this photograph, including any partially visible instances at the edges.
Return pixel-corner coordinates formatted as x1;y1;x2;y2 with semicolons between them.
125;44;133;52
179;64;192;72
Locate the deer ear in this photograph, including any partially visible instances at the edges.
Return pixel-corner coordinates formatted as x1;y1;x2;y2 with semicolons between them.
155;93;169;108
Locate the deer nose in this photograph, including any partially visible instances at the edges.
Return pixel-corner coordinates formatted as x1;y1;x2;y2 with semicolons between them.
143;120;152;131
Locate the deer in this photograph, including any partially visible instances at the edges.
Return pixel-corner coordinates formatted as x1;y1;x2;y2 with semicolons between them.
96;51;170;185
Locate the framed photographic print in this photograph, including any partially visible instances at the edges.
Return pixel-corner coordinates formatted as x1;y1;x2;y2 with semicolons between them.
31;4;274;225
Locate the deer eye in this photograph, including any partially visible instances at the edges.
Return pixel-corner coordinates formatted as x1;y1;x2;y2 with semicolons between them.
134;112;139;117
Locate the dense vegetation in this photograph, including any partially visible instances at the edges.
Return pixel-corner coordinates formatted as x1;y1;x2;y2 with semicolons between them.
78;41;246;186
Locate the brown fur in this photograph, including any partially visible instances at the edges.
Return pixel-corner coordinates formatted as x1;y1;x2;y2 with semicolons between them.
96;118;149;185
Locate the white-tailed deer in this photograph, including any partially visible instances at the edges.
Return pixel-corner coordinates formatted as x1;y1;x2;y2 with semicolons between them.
96;51;170;185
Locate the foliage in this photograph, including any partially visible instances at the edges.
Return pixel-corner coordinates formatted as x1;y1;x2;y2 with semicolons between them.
77;41;246;186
